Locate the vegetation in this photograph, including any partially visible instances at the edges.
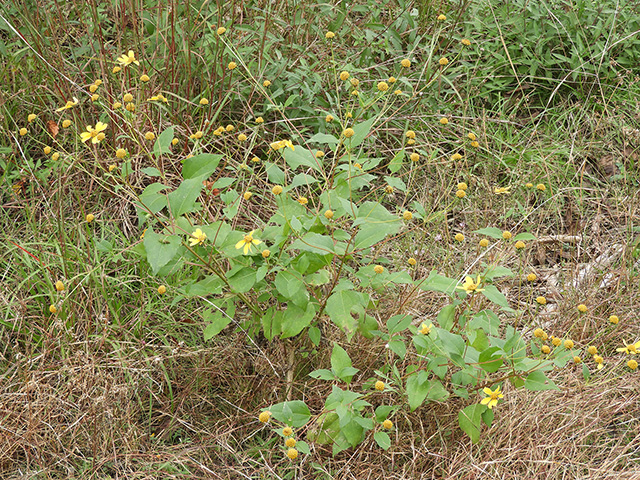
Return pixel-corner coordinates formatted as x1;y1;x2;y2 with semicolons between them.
1;0;639;477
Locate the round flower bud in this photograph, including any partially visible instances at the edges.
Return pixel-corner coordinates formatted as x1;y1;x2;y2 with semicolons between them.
256;116;264;124
157;285;167;294
470;140;479;148
437;14;446;20
439;57;449;66
44;146;52;155
123;93;134;102
527;273;537;282
324;209;334;219
533;328;545;339
457;182;468;191
325;31;335;39
55;280;65;292
272;185;283;195
502;231;512;240
573;356;582;364
401;59;411;68
536;296;547;305
49;305;57;314
377;81;389;92
52;152;60;161
628;359;638;370
238;133;247;142
62;119;72;128
609;315;619;324
116;148;127;159
410;153;420;162
287;448;298;460
439;117;448;125
467;133;477;141
564;339;574;349
541;345;551;354
515;241;525;249
262;249;271;258
343;128;355;138
325;114;334;122
339;71;350;81
19;128;27;136
455;189;466;198
140;74;150;82
454;233;464;242
577;304;588;313
258;411;271;423
374;265;384;274
406;130;416;139
85;214;95;223
402;211;413;221
374;381;385;391
451;153;463;161
297;197;308;205
263;80;271;87
285;437;296;448
536;184;546;191
587;346;597;355
282;427;293;437
145;132;155;140
199;97;209;105
228;62;237;70
28;113;37;123
243;191;252;200
382;419;393;429
217;27;226;35
551;336;562;347
479;239;489;247
408;257;417;266
112;66;121;73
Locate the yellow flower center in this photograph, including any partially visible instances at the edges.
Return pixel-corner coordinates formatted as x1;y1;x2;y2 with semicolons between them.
244;234;253;243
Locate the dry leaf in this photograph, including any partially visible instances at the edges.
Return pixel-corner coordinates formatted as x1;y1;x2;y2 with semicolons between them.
47;120;59;138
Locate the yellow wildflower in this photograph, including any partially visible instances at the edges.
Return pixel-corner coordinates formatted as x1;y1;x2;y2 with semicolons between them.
287;448;298;460
62;119;72;128
374;381;385;391
157;285;167;294
457;275;484;294
199;98;209;105
235;230;262;255
420;322;433;335
140;74;150;82
479;239;489;247
494;187;511;194
56;97;79;112
259;411;271;423
325;31;335;39
80;122;108;144
217;27;226;35
480;386;503;409
324;210;334;219
382;419;393;429
616;341;640;355
454;233;464;242
401;59;411;68
439;57;449;66
189;228;207;246
374;265;384;274
117;50;140;67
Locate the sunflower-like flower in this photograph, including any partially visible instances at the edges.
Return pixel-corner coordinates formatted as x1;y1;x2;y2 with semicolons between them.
270;140;295;151
235;230;262;255
55;97;79;112
480;386;503;409
456;275;485;294
117;50;140;67
80;122;108;144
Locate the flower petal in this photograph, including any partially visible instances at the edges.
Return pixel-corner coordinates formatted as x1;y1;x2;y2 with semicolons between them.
482;387;493;396
235;239;245;250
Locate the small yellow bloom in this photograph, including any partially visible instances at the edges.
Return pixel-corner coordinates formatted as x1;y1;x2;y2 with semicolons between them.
577;304;588;313
243;191;252;200
27;113;37;123
263;80;271;87
217;26;226;35
385;185;394;194
454;233;464;242
467;133;477;141
19;128;27;136
541;345;551;354
256;116;264;124
527;273;537;282
140;74;150;82
80;121;108;144
628;359;638;370
194;131;203;139
440;117;448;125
283;427;293;437
108;164;116;172
189;228;207;247
55;280;65;292
113;102;123;110
402;211;412;221
238;133;247;142
51;152;60;161
89;84;98;93
374;265;384;274
457;182;468;191
117;50;140;67
325;114;334;122
536;296;547;305
325;31;335;39
44;146;51;155
408;257;417;266
235;230;262;255
533;328;547;339
145;132;155;140
616;341;640;355
315;151;324;158
525;182;533;188
420;322;433;335
551;336;562;347
157;285;167;294
262;249;271;258
410;153;420;162
515;241;526;249
461;38;471;46
340;71;350;81
470;140;480;148
377;81;389;92
85;214;95;223
406;130;416;139
90;94;100;102
285;437;296;448
199;97;209;105
573;356;582;364
502;231;512;240
388;76;397;83
536;183;546;191
587;346;597;355
401;59;411;68
480;386;503;409
494;186;511;194
259;411;271;423
374;381;385;391
457;275;485;294
112;66;121;73
62;119;72;128
49;305;57;314
116;148;127;159
439;57;449;66
451;153;463;161
609;315;619;324
297;197;308;205
382;419;393;429
270;140;295;152
324;209;334;219
343;128;355;138
394;89;402;95
437;14;446;20
287;448;298;460
272;185;283;195
479;239;489;247
564;339;574;349
56;97;79;112
455;189;466;198
593;355;604;369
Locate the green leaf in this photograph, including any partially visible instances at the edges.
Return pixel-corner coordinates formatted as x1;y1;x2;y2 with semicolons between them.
228;267;256;293
481;284;510;309
263;161;286;184
202;309;232;339
374;431;391;450
326;289;364;339
384;175;406;192
290;172;319;189
405;370;430;411
153;126;174;157
284;147;322;172
387;314;413;335
137;183;168;216
167;177;204;217
349;117;376;148
143;230;182;274
331;343;357;383
427;380;450;402
458;404;484;443
387;339;406;359
309;369;337;381
514;232;536;241
183;276;224;296
374;405;396;422
270;400;311;428
309;132;339;145
417;271;458;296
353;201;401;249
181;153;223;179
478;347;503;373
484;265;513;280
275;270;309;308
473;227;504;239
281;303;315;338
524;370;559;391
437;304;456;331
388;148;404;173
142;167;162;177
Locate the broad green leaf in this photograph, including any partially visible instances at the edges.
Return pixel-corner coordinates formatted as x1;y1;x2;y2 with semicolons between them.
417;271;458;296
326;289;364;338
458;404;484;443
202;309;231;339
183;276;224;296
261;307;281;341
349;117;376;148
481;284;510;309
281;303;315;338
374;405;396;422
309;369;337;381
167;177;204;217
309;132;339;145
524;370;559;391
478;346;503;373
142;167;162;177
290;172;319;189
263;161;286;184
406;370;430;411
388;148;404;173
181;153;223;179
374;431;391;450
270;400;311;428
387;314;413;335
514;232;536;241
228;267;256;293
427;380;450;402
137;183;168;216
484;265;513;280
143;230;181;274
387;339;406;358
284;147;322;172
153;126;174;157
384;175;406;191
437;304;456;331
473;227;504;239
275;270;309;308
331;343;357;383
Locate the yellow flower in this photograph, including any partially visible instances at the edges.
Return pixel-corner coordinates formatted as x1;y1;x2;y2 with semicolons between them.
536;183;546;191
382;419;393;429
262;249;271;258
402;211;412;221
406;130;416;139
235;230;262;255
551;336;562;347
272;185;283;195
228;61;237;70
587;346;597;355
593;355;604;369
243;191;252;200
454;233;464;242
455;189;466;198
80;121;108;144
408;257;417;266
194;131;203;139
217;26;226;35
439;57;449;66
62;119;72;128
394;89;402;95
51;152;60;161
564;339;574;349
108;165;116;172
577;304;588;313
609;315;619;324
374;381;385;391
437;14;446;20
374;265;384;274
270;139;294;151
49;305;57;314
461;38;471;46
457;182;468;191
113;102;123;110
343;128;355;138
502;231;512;240
90;94;100;102
494;186;511;194
145;132;155;140
616;341;640;355
85;214;95;223
324;209;334;219
116;148;127;159
440;117;448;125
410;153;420;162
283;427;293;437
157;285;167;294
315;151;324;158
420;322;433;335
451;153;463;161
171;138;179;146
112;66;121;73
285;437;296;448
480;386;503;409
199;97;209;105
44;146;51;155
628;359;638;370
325;114;334;122
339;71;350;81
536;296;547;305
117;50;140;67
467;133;477;141
457;275;484;294
533;328;547;340
297;197;308;205
525;182;533;188
256;116;264;124
515;241;526;249
573;356;582;364
527;273;537;282
385;185;394;194
27;113;37;123
541;345;550;354
401;59;411;68
377;81;389;92
287;448;298;460
259;411;271;423
56;97;79;111
263;80;271;87
470;140;480;148
325;31;335;39
55;280;65;292
238;133;247;142
89;84;98;93
189;228;207;247
140;74;150;82
479;239;489;247
388;76;397;83
19;128;27;136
